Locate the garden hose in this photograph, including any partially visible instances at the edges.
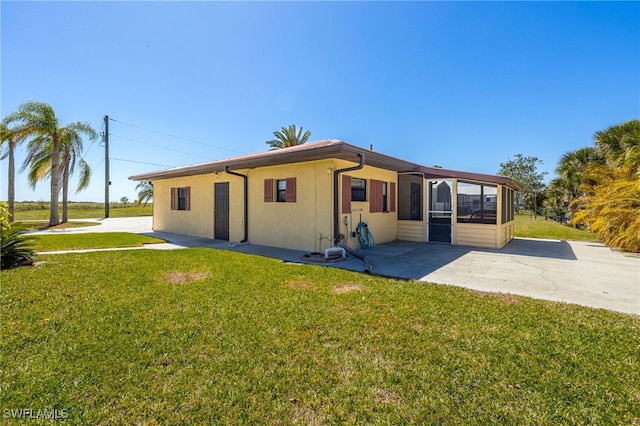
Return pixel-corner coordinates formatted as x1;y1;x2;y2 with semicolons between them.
356;221;374;249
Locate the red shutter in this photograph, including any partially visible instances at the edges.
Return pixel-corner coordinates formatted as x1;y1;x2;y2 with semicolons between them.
171;187;177;210
286;177;296;202
342;175;351;213
390;182;396;212
184;187;191;211
264;179;274;202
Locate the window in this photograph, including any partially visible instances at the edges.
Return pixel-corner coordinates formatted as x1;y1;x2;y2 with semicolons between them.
382;182;388;212
456;181;496;224
277;180;287;202
351;178;367;202
264;178;296;203
170;187;190;211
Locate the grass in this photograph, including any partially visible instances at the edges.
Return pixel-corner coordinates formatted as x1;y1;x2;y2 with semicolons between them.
514;213;598;241
12;202;152;221
28;232;165;252
2;248;638;424
11;221;100;232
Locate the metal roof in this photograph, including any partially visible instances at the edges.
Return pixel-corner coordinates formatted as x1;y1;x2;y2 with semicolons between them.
129;139;522;191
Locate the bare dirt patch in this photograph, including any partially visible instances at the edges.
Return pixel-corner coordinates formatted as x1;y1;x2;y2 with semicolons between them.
372;387;403;405
288;280;315;290
470;289;522;304
332;282;363;294
163;271;209;284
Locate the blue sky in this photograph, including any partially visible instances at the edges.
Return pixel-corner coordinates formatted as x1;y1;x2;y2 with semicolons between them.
2;1;638;203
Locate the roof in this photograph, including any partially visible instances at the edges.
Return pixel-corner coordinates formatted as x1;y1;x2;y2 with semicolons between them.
129;139;522;191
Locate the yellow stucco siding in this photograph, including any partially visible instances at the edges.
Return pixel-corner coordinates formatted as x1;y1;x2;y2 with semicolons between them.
149;156;517;251
246;160;334;252
153;175;214;238
335;161;399;250
152;174;245;240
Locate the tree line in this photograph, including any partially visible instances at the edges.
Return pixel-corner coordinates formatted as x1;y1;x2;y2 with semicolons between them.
499;119;639;253
548;120;639;252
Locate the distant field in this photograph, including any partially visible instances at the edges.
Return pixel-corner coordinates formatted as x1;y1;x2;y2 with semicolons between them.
514;213;597;241
11;202;152;220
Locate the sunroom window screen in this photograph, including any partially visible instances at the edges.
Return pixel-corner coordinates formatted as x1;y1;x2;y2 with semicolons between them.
457;181;497;224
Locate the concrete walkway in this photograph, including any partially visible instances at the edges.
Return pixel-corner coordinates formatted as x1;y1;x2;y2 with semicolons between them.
30;217;639;315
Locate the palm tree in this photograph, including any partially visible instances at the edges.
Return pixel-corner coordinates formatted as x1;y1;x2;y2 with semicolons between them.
8;101;96;226
59;125;95;222
266;124;311;150
7;102;63;226
572;158;640;253
593;119;640;165
136;182;153;207
554;147;603;206
0;120;26;221
21;123;96;223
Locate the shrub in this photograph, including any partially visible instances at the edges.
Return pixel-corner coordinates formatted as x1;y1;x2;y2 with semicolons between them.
0;203;35;269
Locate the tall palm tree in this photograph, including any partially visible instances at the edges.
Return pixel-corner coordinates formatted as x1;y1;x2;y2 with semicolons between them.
8;101;95;226
266;124;311;150
21;122;96;223
0;120;26;222
136;182;153;207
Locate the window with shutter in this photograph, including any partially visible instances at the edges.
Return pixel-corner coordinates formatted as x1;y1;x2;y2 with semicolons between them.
171;187;190;211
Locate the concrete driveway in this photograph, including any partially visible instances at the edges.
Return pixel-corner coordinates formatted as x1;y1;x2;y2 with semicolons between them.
30;217;639;315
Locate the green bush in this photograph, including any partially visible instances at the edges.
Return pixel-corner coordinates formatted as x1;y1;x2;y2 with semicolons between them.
0;203;35;269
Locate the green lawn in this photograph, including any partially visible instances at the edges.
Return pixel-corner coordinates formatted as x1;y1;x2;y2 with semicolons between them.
2;249;638;424
11;221;100;232
12;203;152;221
29;232;165;252
514;213;598;241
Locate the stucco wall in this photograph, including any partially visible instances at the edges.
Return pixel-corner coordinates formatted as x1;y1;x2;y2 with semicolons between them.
335;160;399;250
245;160;335;252
150;163;516;251
152;174;245;241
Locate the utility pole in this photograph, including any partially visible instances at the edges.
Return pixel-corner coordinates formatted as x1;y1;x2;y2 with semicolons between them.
104;115;110;218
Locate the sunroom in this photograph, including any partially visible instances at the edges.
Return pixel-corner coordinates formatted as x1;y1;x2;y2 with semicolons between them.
396;167;521;249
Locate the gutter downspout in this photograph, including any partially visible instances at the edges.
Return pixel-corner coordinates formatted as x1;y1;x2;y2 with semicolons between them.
224;166;248;243
333;153;365;245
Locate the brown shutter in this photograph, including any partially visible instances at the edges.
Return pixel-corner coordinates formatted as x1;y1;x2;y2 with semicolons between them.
185;187;191;211
390;182;396;212
286;177;296;202
264;179;274;202
342;175;351;213
171;187;177;210
370;179;381;213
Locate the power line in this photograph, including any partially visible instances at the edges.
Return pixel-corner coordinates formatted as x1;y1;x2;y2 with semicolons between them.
110;157;174;168
110;133;212;160
84;120;104;158
108;117;246;155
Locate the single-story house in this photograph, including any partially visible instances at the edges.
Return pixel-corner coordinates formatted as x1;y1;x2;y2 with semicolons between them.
129;140;522;252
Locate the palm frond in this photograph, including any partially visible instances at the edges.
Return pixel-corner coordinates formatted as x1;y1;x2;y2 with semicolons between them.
265;124;311;150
